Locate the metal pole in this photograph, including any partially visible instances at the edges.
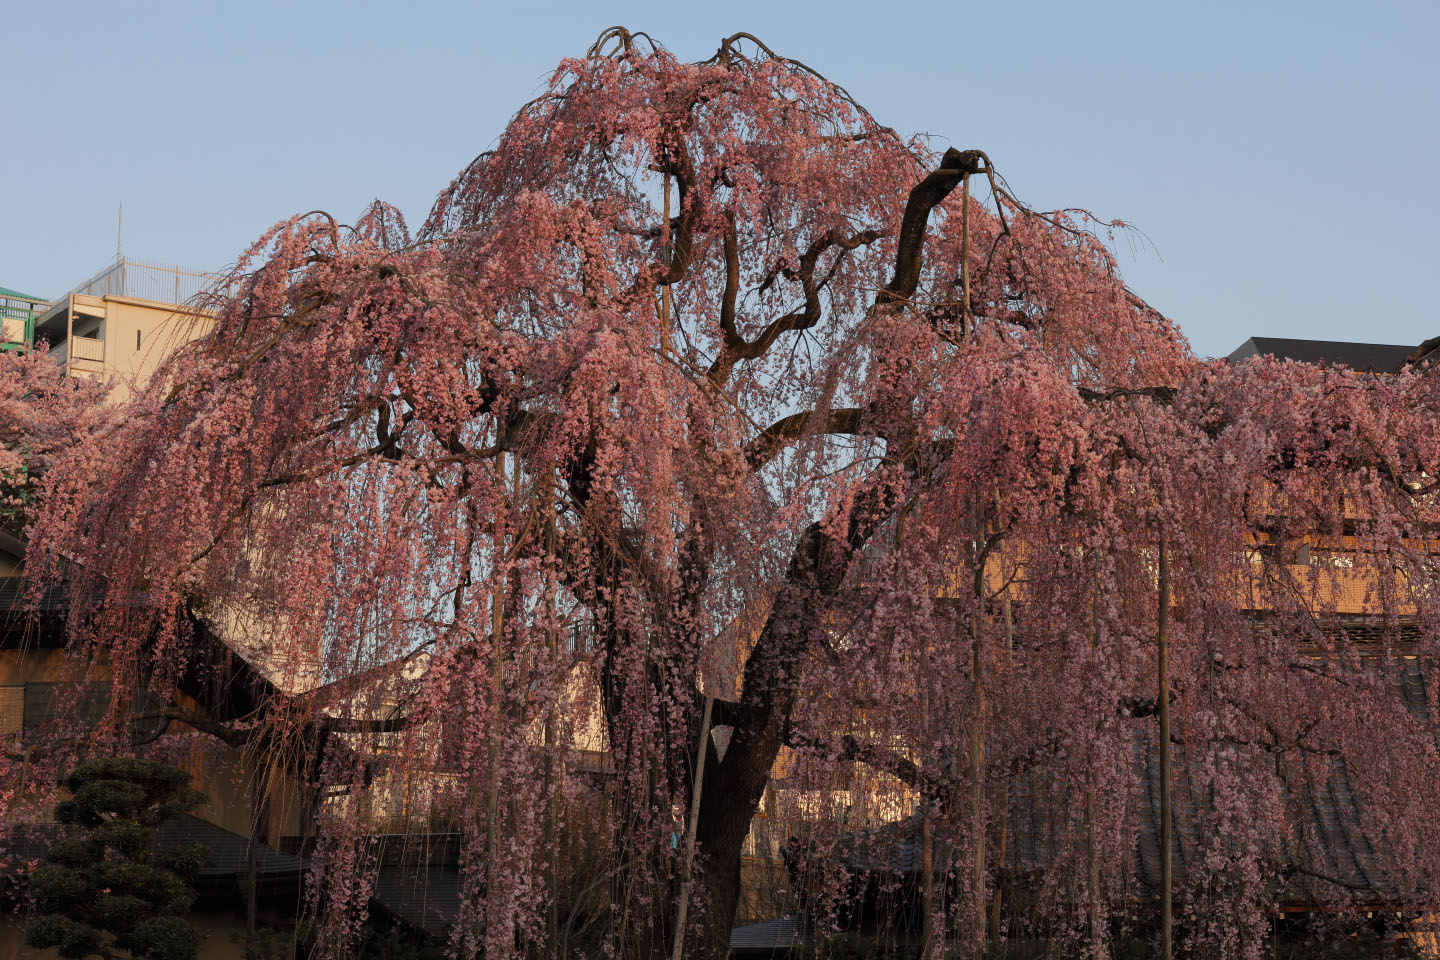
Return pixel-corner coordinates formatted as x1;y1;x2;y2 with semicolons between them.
1158;533;1173;960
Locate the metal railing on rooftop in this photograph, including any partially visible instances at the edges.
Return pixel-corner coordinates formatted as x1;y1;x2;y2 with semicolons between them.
68;256;226;306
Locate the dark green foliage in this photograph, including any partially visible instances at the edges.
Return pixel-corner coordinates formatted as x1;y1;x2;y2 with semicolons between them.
232;922;442;960
44;835;100;867
55;757;205;828
58;779;149;824
29;864;90;906
25;914;104;959
231;924;306;960
129;916;204;960
790;932;904;959
357;925;448;960
24;757;209;960
88;894;153;932
94;860;195;913
158;842;210;883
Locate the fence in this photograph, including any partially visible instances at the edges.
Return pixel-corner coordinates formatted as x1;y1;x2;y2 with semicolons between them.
67;256;227;306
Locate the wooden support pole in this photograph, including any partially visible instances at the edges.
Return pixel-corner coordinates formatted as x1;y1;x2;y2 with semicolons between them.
1157;533;1173;960
670;693;714;960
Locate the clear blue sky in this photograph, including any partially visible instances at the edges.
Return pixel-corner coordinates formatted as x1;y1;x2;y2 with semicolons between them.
2;1;1435;358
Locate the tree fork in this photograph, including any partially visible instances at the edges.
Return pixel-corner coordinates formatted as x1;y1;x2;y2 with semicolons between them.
684;142;985;956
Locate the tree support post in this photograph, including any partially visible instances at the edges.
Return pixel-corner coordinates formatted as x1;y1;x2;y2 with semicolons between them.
1157;533;1173;960
671;693;714;960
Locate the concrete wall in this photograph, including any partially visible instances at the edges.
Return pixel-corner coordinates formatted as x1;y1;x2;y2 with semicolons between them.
92;296;211;403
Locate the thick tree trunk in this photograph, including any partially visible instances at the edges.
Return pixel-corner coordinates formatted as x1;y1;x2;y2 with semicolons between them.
683;525;839;958
617;462;911;956
691;824;747;960
686;696;787;959
624;147;968;960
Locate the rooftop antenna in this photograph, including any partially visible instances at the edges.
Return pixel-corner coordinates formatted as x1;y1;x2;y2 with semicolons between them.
116;202;123;262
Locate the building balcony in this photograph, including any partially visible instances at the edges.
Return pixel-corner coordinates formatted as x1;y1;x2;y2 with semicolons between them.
70;335;104;364
47;335;105;374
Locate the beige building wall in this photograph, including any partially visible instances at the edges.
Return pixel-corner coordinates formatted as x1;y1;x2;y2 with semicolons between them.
36;293;211;403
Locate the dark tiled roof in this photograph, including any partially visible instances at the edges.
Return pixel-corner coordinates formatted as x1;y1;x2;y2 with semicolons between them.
730;916;805;954
840;658;1431;908
1126;742;1391;901
369;859;803;953
1226;337;1415;373
3;815;305;885
371;864;462;940
155;814;306;881
0;577;73;615
0;577;162;645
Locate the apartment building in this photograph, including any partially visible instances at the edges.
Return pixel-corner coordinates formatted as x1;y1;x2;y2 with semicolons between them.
27;258;215;403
